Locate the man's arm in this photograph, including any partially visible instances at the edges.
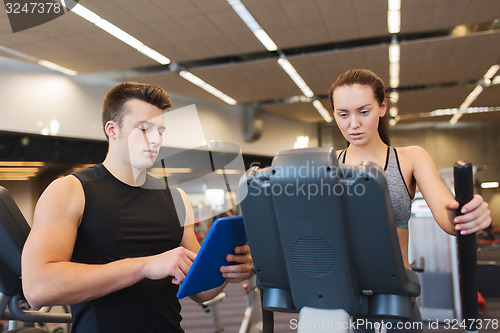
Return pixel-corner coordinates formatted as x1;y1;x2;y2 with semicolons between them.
22;175;196;308
176;189;252;304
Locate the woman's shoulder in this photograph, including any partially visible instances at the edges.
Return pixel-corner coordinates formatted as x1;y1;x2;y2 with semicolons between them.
394;145;433;164
394;145;428;155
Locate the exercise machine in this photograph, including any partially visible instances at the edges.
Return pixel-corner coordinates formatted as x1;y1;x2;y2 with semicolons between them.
237;148;479;332
0;186;72;332
239;147;420;332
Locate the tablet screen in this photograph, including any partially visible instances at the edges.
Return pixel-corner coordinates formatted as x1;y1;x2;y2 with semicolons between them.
176;215;247;298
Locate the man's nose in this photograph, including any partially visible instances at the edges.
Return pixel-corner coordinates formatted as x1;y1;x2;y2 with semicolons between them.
147;130;162;146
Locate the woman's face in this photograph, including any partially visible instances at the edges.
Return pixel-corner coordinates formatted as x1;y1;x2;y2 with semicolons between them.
332;84;387;146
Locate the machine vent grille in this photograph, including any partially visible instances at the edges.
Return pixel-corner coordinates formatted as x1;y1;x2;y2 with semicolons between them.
291;236;336;277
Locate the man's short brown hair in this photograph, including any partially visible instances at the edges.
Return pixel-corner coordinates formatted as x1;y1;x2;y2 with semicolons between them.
102;82;171;140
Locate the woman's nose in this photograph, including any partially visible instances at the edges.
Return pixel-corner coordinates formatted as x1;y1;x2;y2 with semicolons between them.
350;115;360;128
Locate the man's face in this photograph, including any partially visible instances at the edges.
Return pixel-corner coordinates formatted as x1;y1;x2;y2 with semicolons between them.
116;99;165;171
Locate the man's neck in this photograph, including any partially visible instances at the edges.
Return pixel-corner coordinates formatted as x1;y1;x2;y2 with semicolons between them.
102;154;147;187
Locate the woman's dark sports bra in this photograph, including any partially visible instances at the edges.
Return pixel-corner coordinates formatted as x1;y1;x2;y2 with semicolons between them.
338;147;412;229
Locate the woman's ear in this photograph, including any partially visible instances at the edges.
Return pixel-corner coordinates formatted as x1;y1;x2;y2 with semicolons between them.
380;98;388;117
105;121;118;140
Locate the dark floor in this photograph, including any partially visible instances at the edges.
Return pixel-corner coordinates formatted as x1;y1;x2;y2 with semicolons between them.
180;285;500;333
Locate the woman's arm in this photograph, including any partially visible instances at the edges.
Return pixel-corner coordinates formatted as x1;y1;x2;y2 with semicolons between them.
409;146;491;235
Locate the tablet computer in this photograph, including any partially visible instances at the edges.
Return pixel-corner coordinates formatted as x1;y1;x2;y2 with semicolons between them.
176;215;247;298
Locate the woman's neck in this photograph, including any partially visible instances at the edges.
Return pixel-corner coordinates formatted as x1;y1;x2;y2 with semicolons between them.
345;138;388;164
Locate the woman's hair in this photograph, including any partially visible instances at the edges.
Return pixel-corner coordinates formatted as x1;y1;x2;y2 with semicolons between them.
328;69;390;146
102;82;171;140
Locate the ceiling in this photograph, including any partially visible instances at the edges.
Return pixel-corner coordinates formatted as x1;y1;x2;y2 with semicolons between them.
0;0;499;125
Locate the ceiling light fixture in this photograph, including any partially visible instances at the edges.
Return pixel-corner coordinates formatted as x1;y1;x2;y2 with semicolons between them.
484;64;500;81
389;91;399;103
294;136;310;149
278;58;314;98
388;36;400;89
450;64;499;124
61;0;170;65
389;62;400;88
179;71;237;105
0;162;45;167
228;0;329;121
0;167;40;173
312;100;333;123
0;44;77;75
387;0;401;34
481;181;499;189
37;60;77;76
227;0;278;51
0;175;33;181
396;106;500;121
389;43;400;63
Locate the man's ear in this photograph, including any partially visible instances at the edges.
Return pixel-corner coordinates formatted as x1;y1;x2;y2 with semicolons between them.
105;121;118;139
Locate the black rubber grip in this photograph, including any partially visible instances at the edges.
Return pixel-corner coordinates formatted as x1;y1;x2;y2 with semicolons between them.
453;161;479;331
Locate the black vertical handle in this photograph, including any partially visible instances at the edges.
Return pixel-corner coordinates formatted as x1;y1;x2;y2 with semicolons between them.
453;161;479;331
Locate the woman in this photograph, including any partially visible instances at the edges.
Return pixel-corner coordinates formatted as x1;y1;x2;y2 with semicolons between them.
329;69;491;332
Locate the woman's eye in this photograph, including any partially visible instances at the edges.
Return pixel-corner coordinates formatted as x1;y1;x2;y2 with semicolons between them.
360;110;369;115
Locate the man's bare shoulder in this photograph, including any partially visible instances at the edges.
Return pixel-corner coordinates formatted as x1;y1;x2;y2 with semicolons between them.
34;175;85;224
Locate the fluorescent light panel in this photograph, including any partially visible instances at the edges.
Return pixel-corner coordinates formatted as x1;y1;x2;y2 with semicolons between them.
433;106;500;116
0;162;45;167
294;136;310;149
389;106;399;117
388;0;401;11
150;168;192;174
451;63;499;124
179;71;237;105
387;0;401;34
481;182;499;189
0;167;39;173
227;0;278;51
253;29;278;51
0;44;77;75
312;100;333;122
0;175;33;181
0;172;37;177
278;58;314;98
66;0;170;65
389;91;399;103
388;10;400;33
215;169;244;175
484;64;500;80
227;0;260;31
389;62;400;88
37;60;77;76
389;44;400;63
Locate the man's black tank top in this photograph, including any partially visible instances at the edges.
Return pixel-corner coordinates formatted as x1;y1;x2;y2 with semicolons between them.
70;164;185;333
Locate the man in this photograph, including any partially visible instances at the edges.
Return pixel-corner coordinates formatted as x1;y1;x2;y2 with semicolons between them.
22;82;253;332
